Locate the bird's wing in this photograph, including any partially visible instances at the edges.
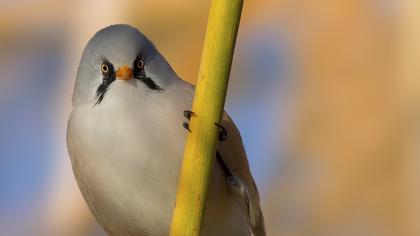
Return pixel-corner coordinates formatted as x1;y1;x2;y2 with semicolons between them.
217;113;266;236
177;79;265;235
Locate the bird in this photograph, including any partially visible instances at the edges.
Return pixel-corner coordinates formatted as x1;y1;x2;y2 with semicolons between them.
67;24;265;236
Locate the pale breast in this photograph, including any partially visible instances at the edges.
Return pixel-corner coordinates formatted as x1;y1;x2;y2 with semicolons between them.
67;87;189;235
67;81;250;235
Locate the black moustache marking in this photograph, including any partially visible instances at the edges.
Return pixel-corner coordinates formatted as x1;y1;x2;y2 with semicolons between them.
137;76;163;91
95;83;110;105
94;55;163;106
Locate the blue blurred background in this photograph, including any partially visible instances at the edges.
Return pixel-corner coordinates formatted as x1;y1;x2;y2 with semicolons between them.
1;0;419;235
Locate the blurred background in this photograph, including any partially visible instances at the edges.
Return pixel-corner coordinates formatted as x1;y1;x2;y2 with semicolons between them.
0;0;418;235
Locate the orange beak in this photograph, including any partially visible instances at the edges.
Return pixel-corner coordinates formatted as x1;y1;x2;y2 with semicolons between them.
116;65;133;80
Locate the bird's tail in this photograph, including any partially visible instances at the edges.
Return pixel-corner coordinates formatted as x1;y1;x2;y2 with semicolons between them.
251;206;266;236
226;174;266;236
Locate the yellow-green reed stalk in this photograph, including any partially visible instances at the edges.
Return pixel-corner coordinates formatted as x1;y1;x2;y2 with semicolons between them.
169;0;243;235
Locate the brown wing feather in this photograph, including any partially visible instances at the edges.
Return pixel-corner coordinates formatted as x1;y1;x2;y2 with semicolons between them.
217;113;266;236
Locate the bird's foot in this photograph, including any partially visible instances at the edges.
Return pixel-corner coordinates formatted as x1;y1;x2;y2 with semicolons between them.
183;110;196;120
183;122;191;132
183;110;196;132
181;111;227;141
214;123;228;141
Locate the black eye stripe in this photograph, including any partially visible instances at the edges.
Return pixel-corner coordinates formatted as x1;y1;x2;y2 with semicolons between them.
94;54;163;106
100;60;115;75
95;60;116;105
133;54;163;91
133;55;145;77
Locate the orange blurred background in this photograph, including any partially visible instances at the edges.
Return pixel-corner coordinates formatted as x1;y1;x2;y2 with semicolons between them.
0;0;419;235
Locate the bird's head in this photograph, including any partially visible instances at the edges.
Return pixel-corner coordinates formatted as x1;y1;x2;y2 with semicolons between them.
73;24;177;106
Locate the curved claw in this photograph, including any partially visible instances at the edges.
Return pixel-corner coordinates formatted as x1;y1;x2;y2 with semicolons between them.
182;110;196;132
214;123;228;141
183;122;191;132
183;110;196;120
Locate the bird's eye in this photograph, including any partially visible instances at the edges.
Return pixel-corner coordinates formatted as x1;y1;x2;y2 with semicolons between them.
136;59;144;69
101;63;109;74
